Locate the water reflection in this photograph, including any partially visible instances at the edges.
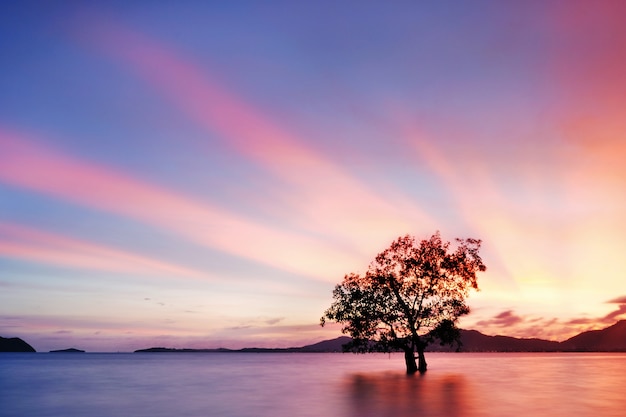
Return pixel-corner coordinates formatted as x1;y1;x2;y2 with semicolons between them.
345;372;471;417
4;353;626;417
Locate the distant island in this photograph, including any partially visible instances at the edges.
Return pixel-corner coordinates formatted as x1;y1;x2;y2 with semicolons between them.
136;320;626;353
135;337;350;353
0;336;36;352
3;320;626;354
50;348;86;353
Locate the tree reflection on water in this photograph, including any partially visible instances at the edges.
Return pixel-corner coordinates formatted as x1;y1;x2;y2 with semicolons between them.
345;372;472;417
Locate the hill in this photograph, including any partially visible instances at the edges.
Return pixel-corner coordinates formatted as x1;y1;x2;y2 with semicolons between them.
135;347;228;353
133;320;626;353
561;320;626;351
301;320;626;353
409;320;626;352
50;348;86;353
299;336;352;352
135;336;353;353
426;330;562;352
0;336;36;352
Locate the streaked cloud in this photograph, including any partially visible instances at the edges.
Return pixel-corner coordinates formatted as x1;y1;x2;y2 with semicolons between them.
474;305;626;342
74;17;435;255
475;310;524;328
0;222;207;279
607;296;626;304
0;128;359;281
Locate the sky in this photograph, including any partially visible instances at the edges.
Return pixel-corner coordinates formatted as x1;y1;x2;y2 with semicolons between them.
2;1;626;352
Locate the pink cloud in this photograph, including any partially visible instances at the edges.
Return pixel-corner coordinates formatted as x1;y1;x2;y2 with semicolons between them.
473;310;565;341
74;18;434;255
473;304;626;342
0;222;206;279
602;304;626;323
475;310;524;328
0;128;359;280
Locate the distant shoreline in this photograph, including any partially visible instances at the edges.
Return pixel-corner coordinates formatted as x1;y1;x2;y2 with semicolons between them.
4;320;626;353
135;320;626;353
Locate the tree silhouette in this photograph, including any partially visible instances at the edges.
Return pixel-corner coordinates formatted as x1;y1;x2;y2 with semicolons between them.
321;232;486;373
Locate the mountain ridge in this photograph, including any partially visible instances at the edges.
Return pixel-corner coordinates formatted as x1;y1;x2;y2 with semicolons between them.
4;320;625;353
134;336;353;353
560;320;626;351
134;320;626;353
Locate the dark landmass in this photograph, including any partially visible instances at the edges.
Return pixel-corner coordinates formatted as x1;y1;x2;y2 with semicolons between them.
427;330;561;352
429;320;626;352
135;347;231;353
7;321;626;354
0;336;36;352
560;320;626;351
50;348;86;353
238;336;353;353
134;320;626;353
299;336;353;352
135;337;352;353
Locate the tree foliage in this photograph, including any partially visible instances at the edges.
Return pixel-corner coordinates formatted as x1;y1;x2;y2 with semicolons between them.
321;232;486;373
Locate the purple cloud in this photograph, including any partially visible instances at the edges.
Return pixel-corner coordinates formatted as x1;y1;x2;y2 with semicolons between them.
606;295;626;304
476;310;524;327
602;304;626;323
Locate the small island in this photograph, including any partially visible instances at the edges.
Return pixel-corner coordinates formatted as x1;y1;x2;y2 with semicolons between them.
50;348;86;353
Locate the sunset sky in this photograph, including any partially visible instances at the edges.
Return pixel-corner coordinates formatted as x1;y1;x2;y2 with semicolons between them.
2;1;626;352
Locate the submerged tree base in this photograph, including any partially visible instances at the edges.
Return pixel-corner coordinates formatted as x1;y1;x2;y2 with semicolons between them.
404;350;418;374
418;350;427;374
405;349;428;374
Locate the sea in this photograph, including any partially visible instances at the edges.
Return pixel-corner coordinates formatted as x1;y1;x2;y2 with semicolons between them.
1;352;625;417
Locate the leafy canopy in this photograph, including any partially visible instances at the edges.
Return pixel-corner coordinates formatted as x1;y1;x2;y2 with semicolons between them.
321;232;486;352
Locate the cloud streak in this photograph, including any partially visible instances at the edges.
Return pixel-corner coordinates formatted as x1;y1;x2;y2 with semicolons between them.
607;296;626;304
0;222;207;279
0;128;358;280
474;301;626;341
475;310;524;328
75;17;434;255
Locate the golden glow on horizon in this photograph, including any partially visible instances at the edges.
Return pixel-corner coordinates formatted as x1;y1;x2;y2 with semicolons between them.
400;114;626;341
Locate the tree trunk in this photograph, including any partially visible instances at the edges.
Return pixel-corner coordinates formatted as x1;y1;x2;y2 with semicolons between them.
417;349;427;373
404;349;418;374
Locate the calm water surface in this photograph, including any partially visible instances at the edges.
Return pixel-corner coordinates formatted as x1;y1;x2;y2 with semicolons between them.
1;352;625;417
